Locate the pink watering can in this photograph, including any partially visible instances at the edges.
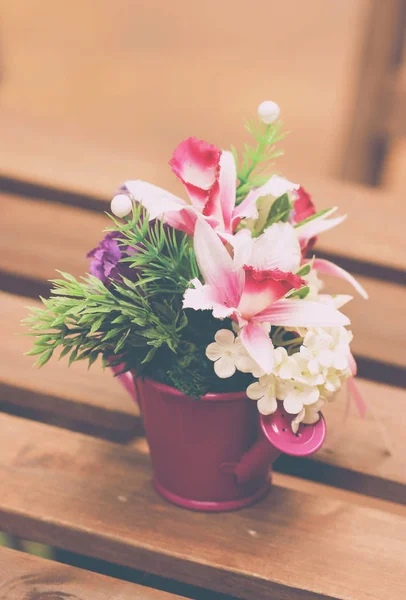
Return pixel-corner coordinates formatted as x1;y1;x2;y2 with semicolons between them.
113;368;326;512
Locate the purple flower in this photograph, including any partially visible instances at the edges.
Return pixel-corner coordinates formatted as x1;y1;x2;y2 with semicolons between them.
87;232;136;285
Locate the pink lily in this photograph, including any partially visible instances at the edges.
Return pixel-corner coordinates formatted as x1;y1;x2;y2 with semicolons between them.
124;138;260;237
183;219;350;374
312;258;369;299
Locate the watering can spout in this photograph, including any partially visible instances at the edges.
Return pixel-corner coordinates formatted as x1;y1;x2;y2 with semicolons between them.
234;434;281;485
233;408;326;486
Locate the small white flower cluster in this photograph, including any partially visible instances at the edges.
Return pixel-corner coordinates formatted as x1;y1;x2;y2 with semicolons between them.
206;325;353;432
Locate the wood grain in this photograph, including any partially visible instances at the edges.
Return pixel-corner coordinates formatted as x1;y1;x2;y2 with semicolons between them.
0;546;181;599
0;413;405;600
2;289;406;501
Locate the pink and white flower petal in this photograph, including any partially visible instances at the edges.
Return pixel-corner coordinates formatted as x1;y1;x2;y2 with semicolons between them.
256;298;350;327
239;321;275;374
295;208;346;240
169;137;221;203
318;293;354;309
183;279;235;319
238;267;303;320
313;258;368;299
249;222;301;272
193;218;243;307
231;190;259;230
252;175;299;200
223;228;253;271
217;151;237;232
125;180;187;220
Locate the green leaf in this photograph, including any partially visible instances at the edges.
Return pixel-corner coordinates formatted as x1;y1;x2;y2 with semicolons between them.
25;346;49;357
114;329;130;354
59;345;72;360
288;286;310;299
294;207;333;228
296;263;311;277
68;347;79;366
34;348;54;367
90;316;105;334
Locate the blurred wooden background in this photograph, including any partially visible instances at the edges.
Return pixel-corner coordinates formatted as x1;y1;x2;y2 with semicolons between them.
0;0;405;196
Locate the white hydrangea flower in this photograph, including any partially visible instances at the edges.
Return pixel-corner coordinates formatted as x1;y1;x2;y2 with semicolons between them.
246;374;278;415
206;329;262;378
277;351;324;387
301;327;352;374
277;379;320;415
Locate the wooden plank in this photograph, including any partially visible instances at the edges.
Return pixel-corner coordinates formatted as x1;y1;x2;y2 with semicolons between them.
0;413;405;600
277;378;406;504
2;158;406;274
1;194;404;367
0;292;138;434
0;1;369;183
0;546;181;599
2;286;405;504
297;176;406;271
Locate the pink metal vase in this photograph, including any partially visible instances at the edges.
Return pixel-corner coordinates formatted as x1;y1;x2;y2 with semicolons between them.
113;368;326;512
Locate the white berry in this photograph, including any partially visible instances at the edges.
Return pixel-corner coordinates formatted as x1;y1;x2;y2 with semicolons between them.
111;194;133;218
258;100;280;124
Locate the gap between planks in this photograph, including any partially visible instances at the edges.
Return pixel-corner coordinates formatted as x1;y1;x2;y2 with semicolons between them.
1;289;405;504
0;412;405;600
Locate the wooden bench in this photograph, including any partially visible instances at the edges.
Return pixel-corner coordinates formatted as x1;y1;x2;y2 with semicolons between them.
0;546;181;599
0;162;405;599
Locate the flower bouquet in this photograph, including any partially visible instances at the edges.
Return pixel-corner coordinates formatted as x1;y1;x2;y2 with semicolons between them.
24;101;367;511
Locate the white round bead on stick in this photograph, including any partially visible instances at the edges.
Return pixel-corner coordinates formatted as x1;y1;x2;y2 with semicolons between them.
111;194;133;218
258;100;280;124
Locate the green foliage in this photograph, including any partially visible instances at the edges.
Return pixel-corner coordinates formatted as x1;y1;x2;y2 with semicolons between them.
22;205;253;396
294;207;332;228
233;117;287;202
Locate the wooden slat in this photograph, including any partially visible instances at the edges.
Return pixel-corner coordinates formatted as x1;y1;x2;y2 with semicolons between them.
278;378;406;504
0;546;180;599
0;413;405;600
2;288;405;502
297;176;406;271
3;283;406;503
1;196;405;368
0;1;370;183
2;158;406;273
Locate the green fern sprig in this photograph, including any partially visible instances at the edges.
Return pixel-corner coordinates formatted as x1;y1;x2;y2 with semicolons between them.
234;118;288;202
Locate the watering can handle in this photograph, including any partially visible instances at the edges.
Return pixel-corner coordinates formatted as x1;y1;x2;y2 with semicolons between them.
110;363;139;407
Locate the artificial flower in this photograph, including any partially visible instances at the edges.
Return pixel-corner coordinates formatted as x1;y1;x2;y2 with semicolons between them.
277;378;320;415
300;327;352;374
183;218;350;374
205;329;260;378
246;374;278;415
87;232;136;285
118;138;259;237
